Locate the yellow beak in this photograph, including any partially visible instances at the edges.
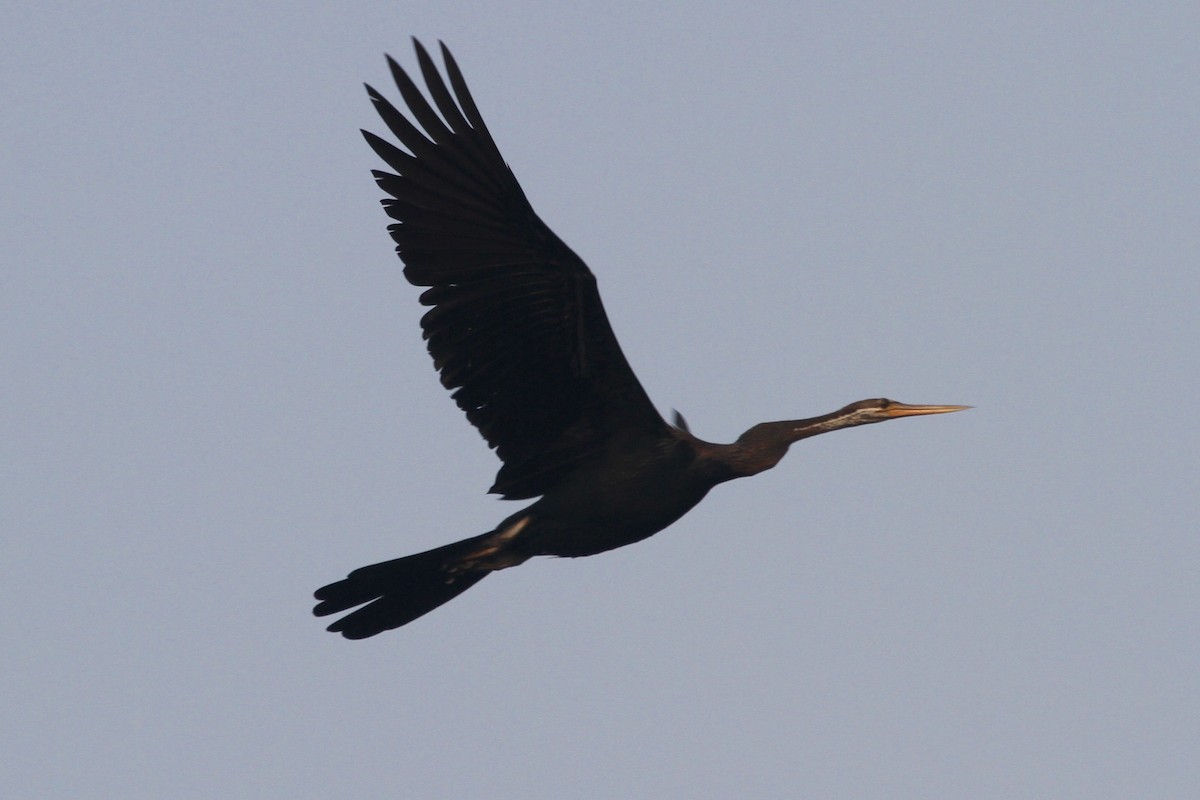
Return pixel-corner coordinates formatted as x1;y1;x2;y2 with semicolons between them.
882;402;973;418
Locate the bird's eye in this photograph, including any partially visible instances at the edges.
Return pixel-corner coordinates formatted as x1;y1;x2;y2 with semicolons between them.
879;398;891;409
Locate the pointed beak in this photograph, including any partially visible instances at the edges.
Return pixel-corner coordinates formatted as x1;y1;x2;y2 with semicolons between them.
882;402;972;418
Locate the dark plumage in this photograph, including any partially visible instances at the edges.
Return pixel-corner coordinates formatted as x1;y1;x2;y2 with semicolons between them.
314;41;967;639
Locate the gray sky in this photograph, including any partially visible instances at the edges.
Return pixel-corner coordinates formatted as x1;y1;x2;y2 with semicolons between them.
5;2;1198;797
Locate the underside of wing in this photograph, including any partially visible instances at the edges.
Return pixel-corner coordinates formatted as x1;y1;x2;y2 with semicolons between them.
365;40;666;498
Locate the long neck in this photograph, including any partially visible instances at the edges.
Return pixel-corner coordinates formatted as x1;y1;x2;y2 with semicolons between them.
711;408;872;480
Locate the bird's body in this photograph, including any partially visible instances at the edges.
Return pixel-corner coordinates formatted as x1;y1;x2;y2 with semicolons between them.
314;41;967;639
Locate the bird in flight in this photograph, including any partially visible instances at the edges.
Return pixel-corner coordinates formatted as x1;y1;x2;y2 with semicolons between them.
313;40;968;639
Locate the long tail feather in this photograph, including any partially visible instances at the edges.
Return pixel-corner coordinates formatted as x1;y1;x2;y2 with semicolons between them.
314;533;492;639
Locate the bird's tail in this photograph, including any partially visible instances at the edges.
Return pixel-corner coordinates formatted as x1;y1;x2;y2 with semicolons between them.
313;532;495;639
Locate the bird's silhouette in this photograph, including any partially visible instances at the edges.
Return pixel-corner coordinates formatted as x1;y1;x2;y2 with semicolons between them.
313;40;967;638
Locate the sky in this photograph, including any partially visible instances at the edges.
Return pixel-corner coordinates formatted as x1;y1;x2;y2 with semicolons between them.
4;2;1198;797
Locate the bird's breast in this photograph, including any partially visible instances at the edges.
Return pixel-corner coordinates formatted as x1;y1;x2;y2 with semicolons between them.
522;448;716;558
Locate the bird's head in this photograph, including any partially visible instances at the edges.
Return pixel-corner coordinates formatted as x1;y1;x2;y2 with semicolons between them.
828;398;972;429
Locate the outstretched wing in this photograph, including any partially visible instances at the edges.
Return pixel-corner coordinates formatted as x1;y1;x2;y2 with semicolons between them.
365;40;667;499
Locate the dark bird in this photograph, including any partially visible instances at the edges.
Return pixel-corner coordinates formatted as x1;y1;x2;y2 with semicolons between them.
313;40;968;639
